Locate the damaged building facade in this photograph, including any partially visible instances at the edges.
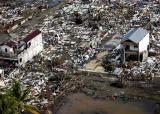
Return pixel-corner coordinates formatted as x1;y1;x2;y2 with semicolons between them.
121;28;149;62
0;29;43;66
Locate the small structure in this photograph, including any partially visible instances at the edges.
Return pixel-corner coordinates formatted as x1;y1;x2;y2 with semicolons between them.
121;28;149;62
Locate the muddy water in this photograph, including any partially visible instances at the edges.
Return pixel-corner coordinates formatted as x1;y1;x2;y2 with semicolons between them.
56;93;156;114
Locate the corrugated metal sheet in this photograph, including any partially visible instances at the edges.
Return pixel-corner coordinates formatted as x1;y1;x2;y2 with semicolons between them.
122;28;149;43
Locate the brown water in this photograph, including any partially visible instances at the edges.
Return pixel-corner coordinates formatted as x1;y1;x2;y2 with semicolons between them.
56;93;156;114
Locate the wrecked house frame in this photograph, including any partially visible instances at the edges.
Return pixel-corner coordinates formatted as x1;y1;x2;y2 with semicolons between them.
121;28;149;62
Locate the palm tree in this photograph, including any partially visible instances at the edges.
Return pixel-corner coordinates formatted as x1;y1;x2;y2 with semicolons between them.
8;80;39;114
9;80;30;101
0;93;19;114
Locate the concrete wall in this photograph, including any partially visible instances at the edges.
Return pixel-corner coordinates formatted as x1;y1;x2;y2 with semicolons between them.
139;33;149;53
18;33;43;65
142;51;148;61
0;45;14;56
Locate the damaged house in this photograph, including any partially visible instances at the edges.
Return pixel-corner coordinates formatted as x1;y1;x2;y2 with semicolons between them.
121;28;149;62
0;29;43;67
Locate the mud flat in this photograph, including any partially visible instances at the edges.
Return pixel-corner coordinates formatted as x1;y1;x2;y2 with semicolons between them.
56;93;156;114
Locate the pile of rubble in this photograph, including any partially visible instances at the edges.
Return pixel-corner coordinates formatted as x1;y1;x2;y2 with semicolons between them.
2;66;68;109
0;0;50;33
0;0;159;111
123;57;160;81
40;0;140;69
103;51;160;81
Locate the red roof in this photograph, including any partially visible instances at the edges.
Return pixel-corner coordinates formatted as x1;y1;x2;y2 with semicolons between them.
23;29;41;42
5;40;16;47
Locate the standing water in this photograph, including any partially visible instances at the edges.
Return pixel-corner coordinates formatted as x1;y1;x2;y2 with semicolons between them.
56;93;156;114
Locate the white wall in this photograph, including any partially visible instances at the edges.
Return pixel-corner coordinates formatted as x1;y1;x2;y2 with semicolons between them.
0;45;14;56
18;33;43;65
139;33;149;52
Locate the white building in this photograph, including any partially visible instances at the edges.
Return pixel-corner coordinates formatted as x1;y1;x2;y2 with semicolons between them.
0;29;43;66
18;29;43;66
121;28;149;62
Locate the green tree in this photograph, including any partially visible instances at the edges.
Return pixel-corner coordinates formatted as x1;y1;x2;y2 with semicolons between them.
0;93;19;114
8;80;39;114
9;80;30;101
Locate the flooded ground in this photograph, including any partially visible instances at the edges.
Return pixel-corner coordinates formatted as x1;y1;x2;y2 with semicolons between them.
56;93;156;114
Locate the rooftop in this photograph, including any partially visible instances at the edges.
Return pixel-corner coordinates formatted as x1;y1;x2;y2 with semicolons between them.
23;29;41;42
4;40;17;47
122;28;149;43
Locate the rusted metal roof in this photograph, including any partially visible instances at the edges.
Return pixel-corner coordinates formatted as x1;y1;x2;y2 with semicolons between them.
23;29;41;42
4;40;16;47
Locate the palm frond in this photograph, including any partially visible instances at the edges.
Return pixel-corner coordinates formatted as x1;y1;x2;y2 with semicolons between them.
20;88;30;101
24;104;40;114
